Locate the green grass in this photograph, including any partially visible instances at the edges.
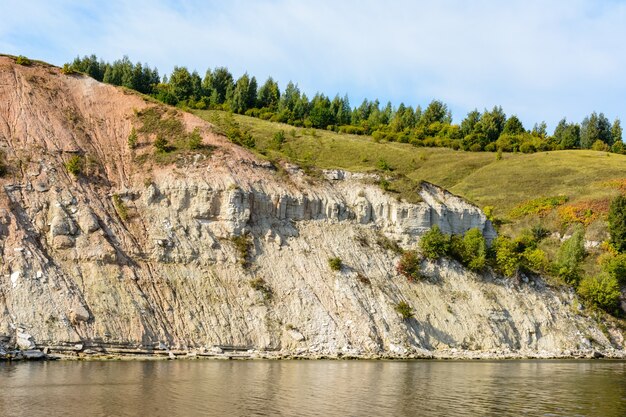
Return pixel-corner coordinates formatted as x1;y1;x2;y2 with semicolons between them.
194;110;626;220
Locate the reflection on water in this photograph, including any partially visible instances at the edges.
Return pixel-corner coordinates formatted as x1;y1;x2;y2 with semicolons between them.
1;360;625;416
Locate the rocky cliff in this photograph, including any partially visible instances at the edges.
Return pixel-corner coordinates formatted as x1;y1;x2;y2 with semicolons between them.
0;56;624;359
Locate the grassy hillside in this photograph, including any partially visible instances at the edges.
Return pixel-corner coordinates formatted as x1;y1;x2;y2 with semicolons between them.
194;110;626;220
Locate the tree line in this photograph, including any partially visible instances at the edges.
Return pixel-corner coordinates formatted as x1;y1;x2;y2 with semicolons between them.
67;54;624;154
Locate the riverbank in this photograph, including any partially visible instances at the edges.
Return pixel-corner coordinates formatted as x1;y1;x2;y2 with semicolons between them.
2;345;625;362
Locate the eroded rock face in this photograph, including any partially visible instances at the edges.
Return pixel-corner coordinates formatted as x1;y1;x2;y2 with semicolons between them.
0;56;623;357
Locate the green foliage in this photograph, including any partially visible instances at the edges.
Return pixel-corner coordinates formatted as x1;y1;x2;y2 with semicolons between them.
577;274;622;314
419;225;450;260
522;247;549;272
187;128;202;150
396;250;423;282
376;158;392;171
64;155;83;176
509;196;568;218
493;236;521;277
231;234;252;267
154;135;169;153
608;194;626;252
376;233;403;254
16;55;32;66
459;228;487;271
0;150;7;177
601;253;626;284
249;277;272;300
127;127;138;149
328;257;343;271
60;63;77;75
394;301;414;320
555;226;586;284
112;194;129;221
272;130;285;148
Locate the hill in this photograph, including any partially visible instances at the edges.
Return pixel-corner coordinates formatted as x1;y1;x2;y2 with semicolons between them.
0;55;624;360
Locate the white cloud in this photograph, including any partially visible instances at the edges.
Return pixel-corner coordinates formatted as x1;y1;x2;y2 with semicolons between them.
2;0;626;128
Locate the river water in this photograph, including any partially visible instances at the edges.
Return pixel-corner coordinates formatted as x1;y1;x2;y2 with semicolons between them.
1;360;625;416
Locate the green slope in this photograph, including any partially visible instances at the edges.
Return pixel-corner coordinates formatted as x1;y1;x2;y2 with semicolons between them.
194;109;625;219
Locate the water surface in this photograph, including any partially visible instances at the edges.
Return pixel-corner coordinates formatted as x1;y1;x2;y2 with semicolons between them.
1;360;625;416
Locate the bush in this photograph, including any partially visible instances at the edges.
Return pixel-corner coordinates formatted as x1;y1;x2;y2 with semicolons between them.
154;135;169;152
396;250;423;282
522;248;549;272
328;257;342;271
493;236;521;277
419;225;450;260
64;155;83;176
112;194;129;221
591;140;610;152
232;235;252;267
601;253;626;285
249;277;272;300
16;55;32;66
577;274;622;314
555;226;585;284
0;150;7;177
127;127;138;149
187;128;202;150
608;195;626;252
272;130;285;148
394;301;414;320
376;159;392;171
461;228;487;271
60;63;77;74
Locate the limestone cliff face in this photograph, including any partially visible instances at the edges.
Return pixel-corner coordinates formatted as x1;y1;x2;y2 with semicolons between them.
0;56;624;357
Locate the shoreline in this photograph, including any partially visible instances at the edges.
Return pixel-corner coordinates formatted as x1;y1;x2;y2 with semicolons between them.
2;346;625;362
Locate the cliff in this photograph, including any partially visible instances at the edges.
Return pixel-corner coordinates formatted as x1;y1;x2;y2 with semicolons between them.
0;56;624;359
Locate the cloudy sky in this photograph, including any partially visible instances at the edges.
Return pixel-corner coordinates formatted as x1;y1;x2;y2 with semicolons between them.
1;0;626;130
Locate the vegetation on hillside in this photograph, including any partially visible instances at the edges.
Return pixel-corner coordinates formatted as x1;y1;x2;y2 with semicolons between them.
60;54;625;318
66;54;624;155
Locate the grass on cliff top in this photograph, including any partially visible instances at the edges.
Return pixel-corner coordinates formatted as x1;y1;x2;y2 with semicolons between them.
193;110;626;217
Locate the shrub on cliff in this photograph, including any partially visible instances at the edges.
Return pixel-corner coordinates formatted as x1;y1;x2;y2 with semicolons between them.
0;150;7;177
394;301;414;320
453;228;487;271
577;274;621;315
16;55;32;66
154;135;169;153
608;194;626;252
64;155;83;176
555;226;586;284
328;257;342;271
419;225;450;260
492;236;521;277
127;128;138;149
396;250;423;282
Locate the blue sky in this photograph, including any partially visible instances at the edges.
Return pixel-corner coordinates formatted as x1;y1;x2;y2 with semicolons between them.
2;0;626;130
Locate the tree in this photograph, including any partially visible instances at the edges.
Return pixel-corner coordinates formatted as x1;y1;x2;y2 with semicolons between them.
556;226;585;284
608;194;626;252
478;106;506;143
612;118;623;144
460;109;481;137
419;225;450;260
501;115;525;136
420;100;450;127
257;77;280;110
531;121;547;138
580;112;612;148
279;81;301;113
168;66;193;102
231;73;252;114
208;67;234;104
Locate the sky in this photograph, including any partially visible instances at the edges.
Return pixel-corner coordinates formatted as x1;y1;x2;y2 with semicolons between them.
2;0;626;130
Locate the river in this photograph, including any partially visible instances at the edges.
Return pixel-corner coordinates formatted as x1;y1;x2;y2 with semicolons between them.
1;360;625;416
